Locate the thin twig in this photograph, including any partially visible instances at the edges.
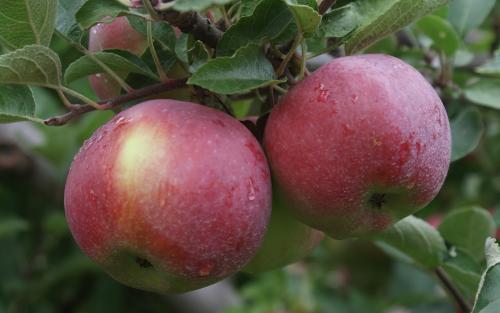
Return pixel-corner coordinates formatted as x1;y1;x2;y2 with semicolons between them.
319;0;337;15
277;34;303;77
435;267;472;313
44;79;187;126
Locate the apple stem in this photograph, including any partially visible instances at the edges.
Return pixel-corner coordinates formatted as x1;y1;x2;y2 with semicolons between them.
435;267;472;313
44;79;187;126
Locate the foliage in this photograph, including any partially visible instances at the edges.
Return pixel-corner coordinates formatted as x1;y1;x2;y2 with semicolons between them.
1;0;500;312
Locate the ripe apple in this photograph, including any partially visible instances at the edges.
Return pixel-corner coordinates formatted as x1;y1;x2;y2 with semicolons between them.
264;54;451;239
89;16;148;100
243;193;324;273
64;100;272;293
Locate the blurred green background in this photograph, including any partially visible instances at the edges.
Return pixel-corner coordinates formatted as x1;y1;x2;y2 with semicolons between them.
2;2;500;313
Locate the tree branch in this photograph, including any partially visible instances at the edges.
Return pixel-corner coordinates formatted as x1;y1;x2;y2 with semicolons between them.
158;10;222;48
319;0;337;15
435;267;472;313
44;79;188;126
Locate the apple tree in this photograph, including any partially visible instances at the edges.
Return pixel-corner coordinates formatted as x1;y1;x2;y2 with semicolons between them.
0;0;500;312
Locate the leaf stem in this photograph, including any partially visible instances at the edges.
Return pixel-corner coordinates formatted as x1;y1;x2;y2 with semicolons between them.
299;39;307;80
435;267;472;313
319;0;337;14
277;34;303;77
60;87;104;109
147;21;169;81
142;0;160;20
55;30;134;93
220;5;231;28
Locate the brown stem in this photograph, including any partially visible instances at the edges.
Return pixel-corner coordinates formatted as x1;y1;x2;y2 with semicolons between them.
158;10;222;48
44;79;187;126
319;0;337;15
435;267;472;313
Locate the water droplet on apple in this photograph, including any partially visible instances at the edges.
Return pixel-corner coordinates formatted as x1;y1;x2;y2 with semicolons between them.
247;178;256;201
316;84;330;103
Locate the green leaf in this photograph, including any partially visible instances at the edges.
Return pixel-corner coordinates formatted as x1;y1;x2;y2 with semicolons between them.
76;0;129;30
0;86;41;123
217;0;294;56
57;0;86;41
439;207;496;261
173;0;233;12
189;41;210;73
0;45;62;89
465;79;500;110
442;248;482;298
479;299;500;313
320;4;360;38
344;0;448;55
175;33;192;64
284;0;322;34
476;51;500;78
450;107;484;162
448;0;496;37
241;0;264;17
472;238;500;313
415;15;460;56
189;44;283;94
64;50;158;84
0;0;57;49
375;215;447;269
0;218;29;238
127;16;177;52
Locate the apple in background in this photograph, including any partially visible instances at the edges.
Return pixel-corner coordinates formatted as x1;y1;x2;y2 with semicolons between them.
243;193;324;273
64;100;272;293
89;16;148;100
264;54;451;239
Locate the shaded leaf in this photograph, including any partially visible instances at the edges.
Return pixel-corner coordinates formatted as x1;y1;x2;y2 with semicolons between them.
76;0;129;30
450;107;484;161
465;79;500;110
442;248;482;298
173;0;233;12
439;206;495;261
448;0;496;37
416;15;460;56
375;215;447;269
0;218;29;238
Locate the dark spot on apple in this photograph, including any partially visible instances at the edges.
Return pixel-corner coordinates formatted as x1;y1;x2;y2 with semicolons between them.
369;193;386;209
135;257;153;268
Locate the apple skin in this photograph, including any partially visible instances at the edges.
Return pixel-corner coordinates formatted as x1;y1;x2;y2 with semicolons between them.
264;54;451;239
243;193;324;273
88;16;148;100
64;100;272;293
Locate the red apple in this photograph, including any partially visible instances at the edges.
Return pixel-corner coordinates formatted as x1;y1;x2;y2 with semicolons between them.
243;194;324;273
64;100;272;293
264;54;451;239
88;16;148;99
